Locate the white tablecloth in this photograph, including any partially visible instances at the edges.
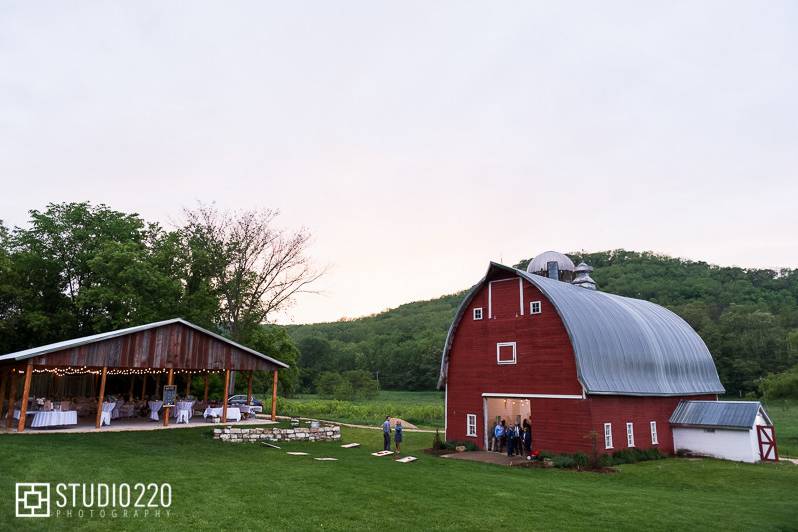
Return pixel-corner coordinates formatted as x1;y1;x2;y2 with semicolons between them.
203;406;241;422
148;401;163;421
31;410;78;428
12;409;36;420
172;400;195;419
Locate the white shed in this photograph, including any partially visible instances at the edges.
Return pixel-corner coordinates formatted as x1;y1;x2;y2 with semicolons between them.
670;401;778;463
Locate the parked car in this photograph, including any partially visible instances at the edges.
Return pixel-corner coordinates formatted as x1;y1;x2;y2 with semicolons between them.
227;395;263;413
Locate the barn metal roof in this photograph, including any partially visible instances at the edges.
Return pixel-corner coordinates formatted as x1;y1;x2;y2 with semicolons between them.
669;401;771;430
438;262;725;396
0;318;289;368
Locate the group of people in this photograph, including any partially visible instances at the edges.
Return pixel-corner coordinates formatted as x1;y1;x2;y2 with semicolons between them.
491;418;532;457
382;416;403;453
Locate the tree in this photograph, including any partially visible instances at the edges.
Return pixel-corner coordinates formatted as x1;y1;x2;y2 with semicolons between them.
181;204;322;342
245;325;300;396
315;372;345;398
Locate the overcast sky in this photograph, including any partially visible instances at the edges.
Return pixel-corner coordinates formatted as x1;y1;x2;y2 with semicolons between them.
1;1;796;324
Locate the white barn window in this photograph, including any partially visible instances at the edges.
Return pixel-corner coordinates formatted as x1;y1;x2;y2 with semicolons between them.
530;301;542;314
466;414;477;437
496;342;517;365
604;423;613;449
473;307;483;320
626;422;635;447
650;421;658;445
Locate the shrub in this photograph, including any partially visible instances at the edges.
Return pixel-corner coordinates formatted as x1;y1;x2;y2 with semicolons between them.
432;429;446;450
315;372;345;398
759;364;798;400
551;454;576;468
572;452;589;468
332;380;355;401
343;370;380;399
444;440;478;452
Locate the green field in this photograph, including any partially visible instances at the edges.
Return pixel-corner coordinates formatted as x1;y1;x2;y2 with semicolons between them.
765;399;798;458
269;390;445;428
1;424;796;531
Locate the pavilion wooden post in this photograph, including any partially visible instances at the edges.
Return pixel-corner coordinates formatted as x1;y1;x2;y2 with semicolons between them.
140;374;147;400
5;369;18;429
246;371;253;404
128;376;135;402
16;361;33;433
0;369;8;420
222;369;230;423
185;374;191;397
95;366;107;429
203;374;209;403
163;368;174;427
271;370;278;421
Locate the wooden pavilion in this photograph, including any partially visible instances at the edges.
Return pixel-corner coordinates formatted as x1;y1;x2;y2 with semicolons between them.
0;318;288;433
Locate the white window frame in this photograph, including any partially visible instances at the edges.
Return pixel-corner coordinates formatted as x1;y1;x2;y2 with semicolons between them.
650;421;658;445
604;423;613;449
473;307;483;320
466;414;477;437
529;301;542;315
496;342;517;365
626;422;635;447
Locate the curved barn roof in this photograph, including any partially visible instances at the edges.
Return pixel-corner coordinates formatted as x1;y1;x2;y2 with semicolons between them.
438;263;725;396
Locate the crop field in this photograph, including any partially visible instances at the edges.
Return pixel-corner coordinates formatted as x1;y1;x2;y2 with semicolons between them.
268;390;445;428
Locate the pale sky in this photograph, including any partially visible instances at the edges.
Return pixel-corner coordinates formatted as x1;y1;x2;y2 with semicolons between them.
1;1;796;324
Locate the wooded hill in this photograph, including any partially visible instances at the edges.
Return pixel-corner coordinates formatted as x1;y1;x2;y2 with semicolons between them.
287;250;798;396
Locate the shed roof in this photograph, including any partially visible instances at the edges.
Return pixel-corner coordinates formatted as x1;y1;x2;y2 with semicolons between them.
438;262;725;396
669;401;771;430
0;318;289;369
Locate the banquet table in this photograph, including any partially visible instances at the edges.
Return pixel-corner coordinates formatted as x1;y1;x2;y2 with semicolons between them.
203;406;241;422
31;410;78;428
172;400;196;419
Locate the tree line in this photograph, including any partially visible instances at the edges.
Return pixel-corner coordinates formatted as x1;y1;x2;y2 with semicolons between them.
290;250;798;397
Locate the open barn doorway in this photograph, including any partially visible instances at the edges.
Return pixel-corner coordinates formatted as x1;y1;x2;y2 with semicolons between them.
484;397;531;450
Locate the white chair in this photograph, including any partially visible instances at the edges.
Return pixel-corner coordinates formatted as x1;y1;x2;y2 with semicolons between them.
101;402;115;426
176;408;190;424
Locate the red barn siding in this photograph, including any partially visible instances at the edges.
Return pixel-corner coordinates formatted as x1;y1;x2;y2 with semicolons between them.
28;323;278;371
588;394;717;455
446;279;583;447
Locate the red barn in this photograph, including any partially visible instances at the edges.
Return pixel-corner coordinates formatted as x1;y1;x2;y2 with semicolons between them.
437;252;725;455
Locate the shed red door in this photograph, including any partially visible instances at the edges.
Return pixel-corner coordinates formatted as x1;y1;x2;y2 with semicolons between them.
757;425;779;462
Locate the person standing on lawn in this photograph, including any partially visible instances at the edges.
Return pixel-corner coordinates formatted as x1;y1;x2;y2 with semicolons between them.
394;420;403;454
382;416;391;451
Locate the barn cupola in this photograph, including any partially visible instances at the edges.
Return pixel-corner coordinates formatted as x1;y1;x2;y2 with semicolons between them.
526;251;575;282
572;262;597;290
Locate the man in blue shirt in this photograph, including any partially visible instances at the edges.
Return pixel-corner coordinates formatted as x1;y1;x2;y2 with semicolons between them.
382;416;391;451
492;419;505;452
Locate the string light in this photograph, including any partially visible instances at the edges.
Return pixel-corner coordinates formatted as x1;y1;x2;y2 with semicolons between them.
29;367;226;377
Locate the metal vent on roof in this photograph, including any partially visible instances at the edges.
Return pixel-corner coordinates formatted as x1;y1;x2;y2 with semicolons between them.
572;262;597;290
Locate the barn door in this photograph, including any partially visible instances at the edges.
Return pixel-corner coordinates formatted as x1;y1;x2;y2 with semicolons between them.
757;425;779;462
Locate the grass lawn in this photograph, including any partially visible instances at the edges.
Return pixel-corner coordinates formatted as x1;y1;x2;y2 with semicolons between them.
1;425;796;531
764;399;798;458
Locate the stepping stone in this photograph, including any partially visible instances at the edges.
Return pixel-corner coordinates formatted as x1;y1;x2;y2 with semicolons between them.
286;452;309;456
395;456;417;463
371;450;394;457
314;457;338;461
341;443;360;448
